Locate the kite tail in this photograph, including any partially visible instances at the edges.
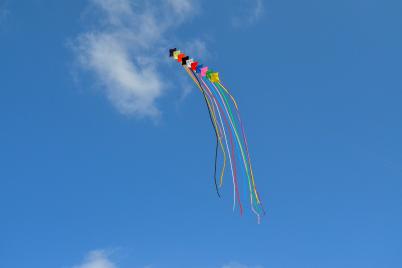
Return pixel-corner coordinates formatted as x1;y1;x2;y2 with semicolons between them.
213;81;264;218
183;66;224;198
217;82;265;216
171;48;263;221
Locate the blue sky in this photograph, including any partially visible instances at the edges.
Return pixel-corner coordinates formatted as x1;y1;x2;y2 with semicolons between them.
1;0;401;267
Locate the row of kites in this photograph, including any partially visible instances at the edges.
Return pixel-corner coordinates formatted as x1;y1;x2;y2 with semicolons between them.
170;48;265;222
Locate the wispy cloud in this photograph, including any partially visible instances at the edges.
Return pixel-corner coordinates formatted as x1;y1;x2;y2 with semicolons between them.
222;262;263;268
72;0;199;118
0;1;9;24
232;0;264;27
72;250;116;268
72;250;261;268
184;39;208;60
167;0;194;14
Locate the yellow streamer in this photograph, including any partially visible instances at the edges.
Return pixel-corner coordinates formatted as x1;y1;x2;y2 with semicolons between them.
218;82;261;204
183;66;227;188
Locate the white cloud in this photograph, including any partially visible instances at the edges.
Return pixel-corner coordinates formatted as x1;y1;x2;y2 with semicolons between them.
0;3;9;23
73;250;116;268
75;32;162;117
253;0;264;21
72;0;199;118
167;0;193;14
90;0;134;26
232;0;264;27
72;251;260;268
184;39;208;60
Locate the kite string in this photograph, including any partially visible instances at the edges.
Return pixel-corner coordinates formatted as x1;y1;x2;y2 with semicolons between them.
184;67;229;189
188;68;243;214
217;82;263;208
189;73;238;210
195;74;239;205
202;85;227;191
184;64;260;217
216;82;264;216
207;79;256;212
183;66;221;198
172;49;263;220
203;86;228;187
211;79;260;218
199;75;248;214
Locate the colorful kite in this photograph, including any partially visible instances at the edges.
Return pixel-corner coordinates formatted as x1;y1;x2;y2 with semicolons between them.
169;48;265;222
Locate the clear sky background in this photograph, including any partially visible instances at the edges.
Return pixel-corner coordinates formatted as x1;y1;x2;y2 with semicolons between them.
1;0;401;267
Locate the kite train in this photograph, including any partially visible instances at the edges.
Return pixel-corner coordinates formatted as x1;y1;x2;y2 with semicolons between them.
169;48;265;222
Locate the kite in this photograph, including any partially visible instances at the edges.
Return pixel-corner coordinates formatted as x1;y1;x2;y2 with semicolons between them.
169;48;265;222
